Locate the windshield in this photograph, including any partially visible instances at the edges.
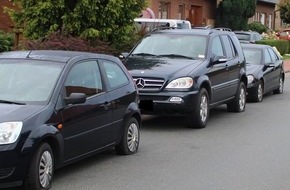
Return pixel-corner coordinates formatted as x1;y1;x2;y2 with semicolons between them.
132;34;207;59
0;59;64;104
243;49;262;65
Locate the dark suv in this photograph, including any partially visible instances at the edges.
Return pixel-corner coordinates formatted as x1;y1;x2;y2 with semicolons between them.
123;28;247;128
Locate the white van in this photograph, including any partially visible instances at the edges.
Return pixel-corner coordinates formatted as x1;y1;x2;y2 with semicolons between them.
134;18;191;31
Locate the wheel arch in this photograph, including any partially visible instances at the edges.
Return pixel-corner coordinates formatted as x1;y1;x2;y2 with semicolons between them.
196;75;212;102
21;125;64;168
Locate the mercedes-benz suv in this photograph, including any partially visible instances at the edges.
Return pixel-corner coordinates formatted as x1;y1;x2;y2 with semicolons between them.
122;28;247;128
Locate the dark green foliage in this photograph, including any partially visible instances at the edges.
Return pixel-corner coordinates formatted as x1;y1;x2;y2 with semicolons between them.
248;22;268;34
9;0;146;51
216;0;256;30
279;0;290;24
256;40;289;55
0;31;14;52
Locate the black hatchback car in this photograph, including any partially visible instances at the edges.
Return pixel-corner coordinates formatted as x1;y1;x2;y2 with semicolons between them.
0;50;141;189
242;43;285;102
122;28;247;128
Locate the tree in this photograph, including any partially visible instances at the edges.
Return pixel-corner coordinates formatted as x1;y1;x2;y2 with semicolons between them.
279;0;290;24
215;0;256;30
7;0;147;48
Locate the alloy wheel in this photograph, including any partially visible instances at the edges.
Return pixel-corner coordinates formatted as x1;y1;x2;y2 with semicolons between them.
39;150;53;188
127;123;139;152
200;94;208;123
239;87;246;111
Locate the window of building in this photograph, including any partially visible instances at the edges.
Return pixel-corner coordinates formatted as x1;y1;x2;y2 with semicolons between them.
159;2;170;19
260;13;265;25
268;14;272;29
178;4;185;20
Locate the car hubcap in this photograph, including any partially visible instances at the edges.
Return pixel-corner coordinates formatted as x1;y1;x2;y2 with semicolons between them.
127;123;139;152
39;150;53;188
239;87;246;110
258;83;263;101
200;94;208;123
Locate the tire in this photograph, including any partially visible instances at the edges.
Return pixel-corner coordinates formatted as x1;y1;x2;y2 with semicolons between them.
252;80;264;102
115;117;140;155
186;88;209;129
273;76;284;94
24;143;54;190
227;82;246;112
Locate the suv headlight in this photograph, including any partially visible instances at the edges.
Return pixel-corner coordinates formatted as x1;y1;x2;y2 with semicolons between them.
247;75;254;84
0;122;23;145
166;77;194;89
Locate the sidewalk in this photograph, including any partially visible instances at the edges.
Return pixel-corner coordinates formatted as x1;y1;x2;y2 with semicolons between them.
284;59;290;73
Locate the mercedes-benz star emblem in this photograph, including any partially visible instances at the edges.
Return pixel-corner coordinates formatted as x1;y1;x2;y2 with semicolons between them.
135;78;145;89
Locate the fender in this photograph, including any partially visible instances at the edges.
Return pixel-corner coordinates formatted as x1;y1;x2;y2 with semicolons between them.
21;124;64;167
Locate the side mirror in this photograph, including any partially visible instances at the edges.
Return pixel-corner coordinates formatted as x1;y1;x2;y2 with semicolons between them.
119;53;129;60
209;55;227;66
64;93;86;105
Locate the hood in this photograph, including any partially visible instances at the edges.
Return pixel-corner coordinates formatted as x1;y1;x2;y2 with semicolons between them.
0;104;45;122
123;56;203;78
246;64;263;75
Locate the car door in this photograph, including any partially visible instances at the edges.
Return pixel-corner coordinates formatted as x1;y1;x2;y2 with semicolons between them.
268;47;283;89
220;35;240;97
100;59;136;140
262;48;276;92
59;60;113;161
207;36;230;103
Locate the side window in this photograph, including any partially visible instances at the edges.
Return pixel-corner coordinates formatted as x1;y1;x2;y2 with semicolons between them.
211;36;224;57
264;49;272;64
65;61;103;97
102;60;129;89
221;35;236;59
268;48;279;62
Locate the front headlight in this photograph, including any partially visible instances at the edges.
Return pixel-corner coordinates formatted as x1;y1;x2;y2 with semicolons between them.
0;122;23;145
247;75;255;84
166;77;194;89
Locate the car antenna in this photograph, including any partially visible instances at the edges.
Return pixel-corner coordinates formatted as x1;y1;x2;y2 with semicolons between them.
26;50;33;58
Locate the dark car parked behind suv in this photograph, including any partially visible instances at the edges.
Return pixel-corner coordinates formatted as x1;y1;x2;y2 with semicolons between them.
0;50;141;190
122;28;247;128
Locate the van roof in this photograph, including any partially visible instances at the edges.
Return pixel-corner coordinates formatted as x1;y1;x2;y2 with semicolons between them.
134;18;190;23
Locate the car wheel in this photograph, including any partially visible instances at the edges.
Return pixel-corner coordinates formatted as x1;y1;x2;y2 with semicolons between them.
252;80;264;102
227;82;246;112
115;117;139;155
187;88;209;129
273;76;284;94
24;143;54;190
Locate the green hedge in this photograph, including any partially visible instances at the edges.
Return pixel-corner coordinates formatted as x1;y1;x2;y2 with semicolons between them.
256;40;289;55
0;31;14;52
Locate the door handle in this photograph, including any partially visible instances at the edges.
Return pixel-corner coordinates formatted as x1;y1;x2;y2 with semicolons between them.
102;102;111;110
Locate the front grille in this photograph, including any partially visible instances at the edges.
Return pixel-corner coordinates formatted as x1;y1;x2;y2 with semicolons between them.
0;167;14;179
133;77;165;91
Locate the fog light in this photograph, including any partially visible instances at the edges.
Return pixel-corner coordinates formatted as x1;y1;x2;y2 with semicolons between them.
169;97;183;102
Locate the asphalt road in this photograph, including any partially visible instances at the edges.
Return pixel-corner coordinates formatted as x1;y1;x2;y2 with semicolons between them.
15;74;290;190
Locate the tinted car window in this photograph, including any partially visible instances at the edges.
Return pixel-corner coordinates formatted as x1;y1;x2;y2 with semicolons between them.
212;36;224;57
102;60;129;89
264;49;272;64
65;61;103;97
221;35;235;59
268;48;279;62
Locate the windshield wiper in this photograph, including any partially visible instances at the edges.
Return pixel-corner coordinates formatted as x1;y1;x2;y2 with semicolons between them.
159;54;194;59
131;53;159;57
0;100;26;105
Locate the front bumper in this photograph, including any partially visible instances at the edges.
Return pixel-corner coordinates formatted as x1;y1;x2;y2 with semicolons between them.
138;90;199;115
0;145;30;188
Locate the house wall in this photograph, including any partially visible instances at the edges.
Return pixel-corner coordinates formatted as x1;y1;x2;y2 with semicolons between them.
0;0;19;32
147;0;217;27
